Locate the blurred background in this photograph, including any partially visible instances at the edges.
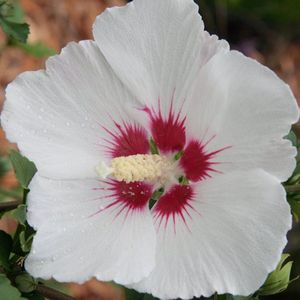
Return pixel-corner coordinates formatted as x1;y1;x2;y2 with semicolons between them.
0;0;300;299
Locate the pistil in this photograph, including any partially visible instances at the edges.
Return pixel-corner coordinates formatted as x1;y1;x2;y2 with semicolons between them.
96;154;177;184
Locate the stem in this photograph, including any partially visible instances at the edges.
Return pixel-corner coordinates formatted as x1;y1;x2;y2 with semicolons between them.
0;187;22;200
0;199;22;211
285;184;300;193
35;284;76;300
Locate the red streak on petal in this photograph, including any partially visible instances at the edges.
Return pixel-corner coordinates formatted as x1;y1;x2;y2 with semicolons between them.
145;104;186;153
154;184;194;231
103;122;149;158
92;181;153;220
180;140;231;182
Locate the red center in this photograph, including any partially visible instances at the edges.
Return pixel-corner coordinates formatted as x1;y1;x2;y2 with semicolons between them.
153;184;195;230
99;104;229;227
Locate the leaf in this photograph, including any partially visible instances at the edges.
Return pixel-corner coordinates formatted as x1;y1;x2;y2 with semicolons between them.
0;273;27;300
0;229;12;270
0;155;10;178
142;294;159;300
258;253;296;296
19;230;33;253
216;294;256;300
0;16;29;43
124;287;145;300
9;150;37;189
9;204;26;225
289;199;300;222
17;41;56;58
285;130;298;147
15;273;36;293
124;287;160;300
24;291;43;300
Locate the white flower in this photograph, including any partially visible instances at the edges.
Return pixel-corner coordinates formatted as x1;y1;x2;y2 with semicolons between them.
1;0;299;299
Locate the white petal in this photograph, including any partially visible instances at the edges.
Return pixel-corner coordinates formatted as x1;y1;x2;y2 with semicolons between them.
132;170;291;299
186;50;299;181
1;40;143;179
93;0;229;115
25;174;156;284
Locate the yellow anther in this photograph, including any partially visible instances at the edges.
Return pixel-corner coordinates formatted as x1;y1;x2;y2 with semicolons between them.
111;154;173;183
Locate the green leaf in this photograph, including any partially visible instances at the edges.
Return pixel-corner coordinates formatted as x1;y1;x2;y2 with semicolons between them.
0;274;27;300
0;155;10;178
9;204;26;225
216;294;256;300
124;287;159;300
19;230;33;253
9;150;37;189
0;229;12;270
24;291;43;300
0;187;22;202
259;253;297;296
15;273;36;293
0;16;29;43
124;287;145;300
4;1;26;24
289;199;300;222
285;130;298;147
17;41;56;58
142;294;159;300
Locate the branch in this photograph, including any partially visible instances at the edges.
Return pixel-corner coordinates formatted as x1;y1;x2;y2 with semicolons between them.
35;284;76;300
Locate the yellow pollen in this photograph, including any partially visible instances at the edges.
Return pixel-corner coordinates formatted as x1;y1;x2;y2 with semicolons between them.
111;154;173;183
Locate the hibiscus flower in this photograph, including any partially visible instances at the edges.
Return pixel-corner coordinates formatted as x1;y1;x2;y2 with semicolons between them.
1;0;299;299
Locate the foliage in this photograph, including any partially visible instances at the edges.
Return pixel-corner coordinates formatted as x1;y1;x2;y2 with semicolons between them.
0;0;56;57
197;0;300;35
9;150;37;189
285;130;300;222
0;0;29;43
258;254;298;296
16;41;56;58
0;274;27;300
